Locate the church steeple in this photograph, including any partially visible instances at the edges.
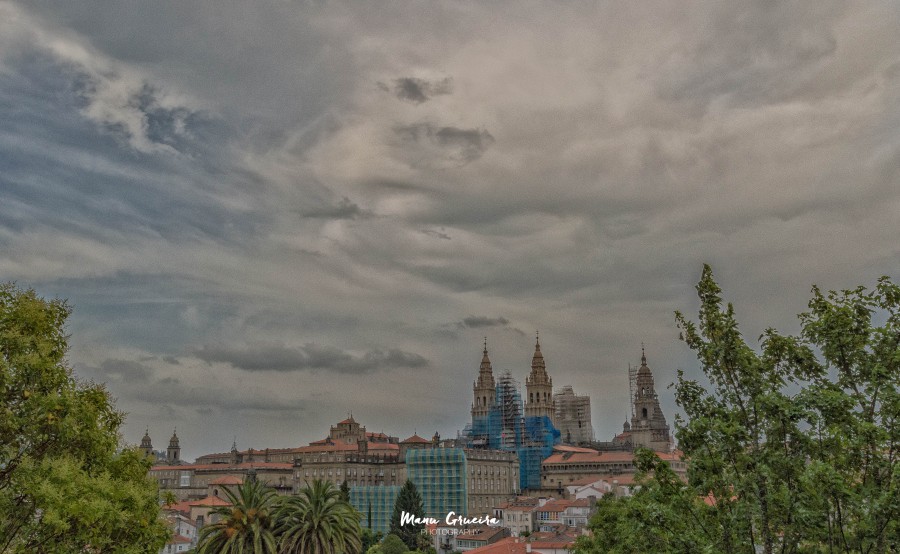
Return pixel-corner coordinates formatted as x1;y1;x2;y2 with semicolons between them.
472;338;496;420
140;428;153;458
167;428;181;464
630;347;671;451
525;332;555;421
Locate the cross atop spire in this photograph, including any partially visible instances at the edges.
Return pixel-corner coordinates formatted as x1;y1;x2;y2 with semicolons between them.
535;330;541;351
641;342;647;365
483;336;488;355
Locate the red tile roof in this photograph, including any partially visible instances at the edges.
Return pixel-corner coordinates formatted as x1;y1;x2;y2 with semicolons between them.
401;434;430;444
542;449;682;465
151;462;293;471
465;537;528;554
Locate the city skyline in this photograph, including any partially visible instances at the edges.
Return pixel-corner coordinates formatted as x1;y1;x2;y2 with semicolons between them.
1;2;899;461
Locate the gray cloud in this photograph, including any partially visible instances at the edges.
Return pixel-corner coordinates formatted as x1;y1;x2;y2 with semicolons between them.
301;197;371;220
98;358;154;383
193;342;429;373
3;1;899;459
420;228;451;240
394;123;495;164
391;77;453;104
459;316;510;328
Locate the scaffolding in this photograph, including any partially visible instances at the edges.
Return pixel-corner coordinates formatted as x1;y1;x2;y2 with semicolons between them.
519;415;561;491
628;363;638;419
463;371;560;492
349;485;401;534
553;385;594;444
406;447;468;519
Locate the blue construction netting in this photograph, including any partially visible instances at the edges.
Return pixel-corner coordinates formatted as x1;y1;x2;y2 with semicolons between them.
349;485;401;534
463;374;560;491
519;415;560;490
406;447;468;519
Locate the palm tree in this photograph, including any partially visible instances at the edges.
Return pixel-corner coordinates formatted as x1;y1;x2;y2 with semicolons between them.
276;479;362;554
197;479;281;554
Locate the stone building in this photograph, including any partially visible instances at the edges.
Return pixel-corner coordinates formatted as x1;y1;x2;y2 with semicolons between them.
613;348;672;452
524;334;556;423
553;386;593;445
539;445;686;493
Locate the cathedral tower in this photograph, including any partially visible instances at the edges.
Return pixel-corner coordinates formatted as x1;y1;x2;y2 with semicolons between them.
167;428;181;464
140;428;153;458
471;338;496;420
524;333;555;421
630;347;671;451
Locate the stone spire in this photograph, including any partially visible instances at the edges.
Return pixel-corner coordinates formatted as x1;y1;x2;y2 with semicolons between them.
472;338;496;420
525;332;555;421
476;337;495;389
630;347;671;451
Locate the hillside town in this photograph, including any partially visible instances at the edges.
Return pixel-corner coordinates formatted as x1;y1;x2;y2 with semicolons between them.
145;340;683;553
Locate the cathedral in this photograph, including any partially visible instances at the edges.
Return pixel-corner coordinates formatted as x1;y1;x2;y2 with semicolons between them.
613;347;672;452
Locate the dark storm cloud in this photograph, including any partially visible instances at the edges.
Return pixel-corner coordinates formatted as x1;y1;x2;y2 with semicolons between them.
420;228;451;240
394;123;495;163
122;375;309;414
301;197;371;220
459;316;510;328
78;359;154;383
391;77;453;104
193;342;428;373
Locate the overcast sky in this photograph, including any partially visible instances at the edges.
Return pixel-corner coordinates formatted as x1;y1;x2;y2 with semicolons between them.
2;2;898;461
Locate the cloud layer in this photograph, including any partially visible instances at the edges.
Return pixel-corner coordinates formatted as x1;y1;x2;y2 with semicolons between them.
1;1;898;460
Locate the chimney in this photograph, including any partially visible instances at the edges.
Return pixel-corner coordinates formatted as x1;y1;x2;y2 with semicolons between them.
526;543;532;553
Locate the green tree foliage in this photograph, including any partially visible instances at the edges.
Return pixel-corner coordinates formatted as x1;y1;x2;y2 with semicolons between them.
0;283;168;552
389;480;425;550
276;479;362;554
576;266;900;553
380;534;408;554
361;528;384;552
340;479;351;502
197;479;280;553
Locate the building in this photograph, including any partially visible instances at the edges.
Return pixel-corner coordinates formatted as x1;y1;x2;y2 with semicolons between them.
614;347;672;452
431;524;508;553
540;445;686;493
149;461;295;501
349;485;400;533
553;386;593;445
464;339;561;491
495;496;540;536
159;512;197;554
524;335;555;423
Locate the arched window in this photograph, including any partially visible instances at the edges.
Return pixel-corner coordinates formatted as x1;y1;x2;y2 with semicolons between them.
642;408;648;418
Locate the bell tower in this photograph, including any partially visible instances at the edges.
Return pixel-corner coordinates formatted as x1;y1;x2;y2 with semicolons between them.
167;428;181;464
140;428;153;459
472;338;496;420
525;332;555;421
630;346;672;451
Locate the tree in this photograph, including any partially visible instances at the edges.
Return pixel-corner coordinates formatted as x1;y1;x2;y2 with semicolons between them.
0;283;168;552
196;479;280;553
341;479;351;502
389;480;425;550
276;479;362;554
361;528;384;552
380;534;407;554
576;266;900;553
